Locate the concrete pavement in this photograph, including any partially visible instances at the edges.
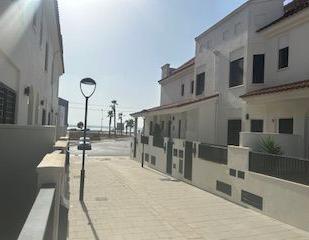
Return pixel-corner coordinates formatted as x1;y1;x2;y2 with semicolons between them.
68;156;309;240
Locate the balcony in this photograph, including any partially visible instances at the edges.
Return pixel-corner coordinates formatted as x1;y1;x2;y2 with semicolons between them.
240;132;304;158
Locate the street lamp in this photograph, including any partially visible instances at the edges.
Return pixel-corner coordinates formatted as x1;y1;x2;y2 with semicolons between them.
79;77;96;201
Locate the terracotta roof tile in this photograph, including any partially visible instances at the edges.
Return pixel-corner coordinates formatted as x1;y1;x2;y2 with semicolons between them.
241;79;309;98
131;93;219;116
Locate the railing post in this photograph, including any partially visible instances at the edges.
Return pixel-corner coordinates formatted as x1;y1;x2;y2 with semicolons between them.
227;145;250;171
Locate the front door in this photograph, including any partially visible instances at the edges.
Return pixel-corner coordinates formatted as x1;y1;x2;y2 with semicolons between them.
184;141;193;181
166;141;173;175
227;119;241;146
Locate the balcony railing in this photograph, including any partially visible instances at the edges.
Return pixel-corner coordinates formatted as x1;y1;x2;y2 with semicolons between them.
198;143;227;165
249;151;309;185
141;136;149;145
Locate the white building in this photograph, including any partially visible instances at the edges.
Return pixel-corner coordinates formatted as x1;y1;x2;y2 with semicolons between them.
0;0;64;126
132;0;309;163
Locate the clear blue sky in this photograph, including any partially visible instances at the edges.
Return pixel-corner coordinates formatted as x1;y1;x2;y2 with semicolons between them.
58;0;247;127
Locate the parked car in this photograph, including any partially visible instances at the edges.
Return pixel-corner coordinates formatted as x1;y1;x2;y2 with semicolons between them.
78;141;92;150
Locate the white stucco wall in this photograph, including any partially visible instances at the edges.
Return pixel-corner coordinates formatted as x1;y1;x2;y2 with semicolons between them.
160;65;194;106
0;0;64;126
132;137;309;232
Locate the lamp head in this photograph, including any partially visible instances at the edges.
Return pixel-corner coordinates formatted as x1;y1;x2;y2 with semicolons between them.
80;78;96;98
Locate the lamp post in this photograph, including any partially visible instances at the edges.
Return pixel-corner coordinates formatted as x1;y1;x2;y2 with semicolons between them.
79;77;96;201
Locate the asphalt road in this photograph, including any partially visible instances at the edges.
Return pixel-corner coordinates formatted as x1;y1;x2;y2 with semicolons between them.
70;137;131;157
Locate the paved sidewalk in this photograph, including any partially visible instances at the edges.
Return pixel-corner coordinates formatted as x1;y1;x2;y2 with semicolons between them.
68;156;309;240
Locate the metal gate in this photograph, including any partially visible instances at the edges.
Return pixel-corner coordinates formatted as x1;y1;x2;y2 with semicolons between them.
166;141;173;175
184;141;193;180
227;119;241;146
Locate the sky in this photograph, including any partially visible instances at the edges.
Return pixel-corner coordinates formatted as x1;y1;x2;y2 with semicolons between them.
58;0;247;127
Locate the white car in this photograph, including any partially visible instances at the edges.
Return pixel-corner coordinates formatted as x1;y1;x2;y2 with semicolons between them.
78;141;92;150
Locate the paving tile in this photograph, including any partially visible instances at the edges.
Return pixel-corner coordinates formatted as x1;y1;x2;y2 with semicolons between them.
68;156;309;240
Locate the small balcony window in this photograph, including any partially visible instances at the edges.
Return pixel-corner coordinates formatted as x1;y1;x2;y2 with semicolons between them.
149;121;153;135
278;47;289;69
252;54;264;84
251;120;263;132
190;81;194;94
181;84;184;96
229;58;244;87
279;118;293;134
196;72;205;96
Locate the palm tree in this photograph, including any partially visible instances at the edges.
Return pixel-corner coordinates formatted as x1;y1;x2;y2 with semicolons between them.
111;100;117;136
127;119;135;136
107;110;113;137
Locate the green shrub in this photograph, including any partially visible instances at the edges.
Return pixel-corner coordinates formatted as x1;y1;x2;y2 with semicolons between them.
258;136;283;155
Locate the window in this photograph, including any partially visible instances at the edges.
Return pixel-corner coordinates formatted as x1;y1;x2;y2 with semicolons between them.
149;121;153;135
251;120;263;132
42;109;46;125
253;54;265;83
279;118;293;134
45;42;49;71
196;72;205;96
278;47;289;69
179;150;184;158
181;84;184;96
48;112;51;125
0;83;16;124
229;58;244;87
190;81;194;94
173;149;178;157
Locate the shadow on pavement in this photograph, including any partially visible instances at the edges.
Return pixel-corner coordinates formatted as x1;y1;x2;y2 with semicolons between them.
81;201;100;240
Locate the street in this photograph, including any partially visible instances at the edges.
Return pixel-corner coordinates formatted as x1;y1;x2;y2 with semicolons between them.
70;137;131;156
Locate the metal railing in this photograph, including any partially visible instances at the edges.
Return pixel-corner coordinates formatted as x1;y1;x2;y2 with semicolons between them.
141;136;149;145
153;135;164;148
18;187;55;240
249;151;309;185
198;143;227;165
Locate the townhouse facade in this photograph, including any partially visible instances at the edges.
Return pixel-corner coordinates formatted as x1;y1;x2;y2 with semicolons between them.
0;0;64;126
130;0;309;231
132;0;309;160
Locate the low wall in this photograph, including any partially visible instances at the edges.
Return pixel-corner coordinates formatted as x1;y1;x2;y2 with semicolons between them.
0;124;56;239
56;126;67;140
240;132;304;158
68;130;101;140
131;138;309;232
